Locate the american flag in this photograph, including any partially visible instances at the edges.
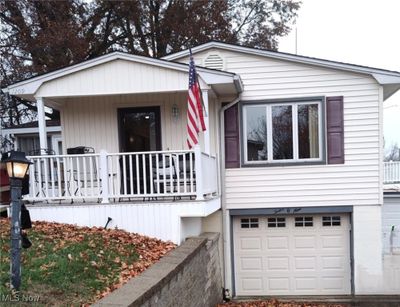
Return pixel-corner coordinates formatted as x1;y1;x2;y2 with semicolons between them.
187;50;206;149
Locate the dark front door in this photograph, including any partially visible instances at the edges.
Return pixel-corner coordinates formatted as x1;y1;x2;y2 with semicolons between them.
118;107;161;153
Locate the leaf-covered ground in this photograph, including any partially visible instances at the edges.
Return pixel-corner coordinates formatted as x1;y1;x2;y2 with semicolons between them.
218;299;348;307
0;218;175;306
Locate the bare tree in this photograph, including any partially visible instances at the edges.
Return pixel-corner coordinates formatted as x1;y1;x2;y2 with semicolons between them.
385;143;400;161
0;0;301;150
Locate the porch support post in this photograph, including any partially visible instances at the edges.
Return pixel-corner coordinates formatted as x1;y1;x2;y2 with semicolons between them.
99;150;110;204
194;145;204;200
201;89;210;154
36;97;47;151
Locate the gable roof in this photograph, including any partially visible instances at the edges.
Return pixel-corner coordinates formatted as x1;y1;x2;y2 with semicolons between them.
3;51;243;101
163;41;400;100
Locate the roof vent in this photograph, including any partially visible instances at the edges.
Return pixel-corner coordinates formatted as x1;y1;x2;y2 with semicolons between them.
204;54;224;70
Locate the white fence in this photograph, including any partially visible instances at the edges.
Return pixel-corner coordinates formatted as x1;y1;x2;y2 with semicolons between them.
26;147;218;203
384;161;400;184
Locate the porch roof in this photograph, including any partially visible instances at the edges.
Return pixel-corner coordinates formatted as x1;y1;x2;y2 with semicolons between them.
3;51;243;102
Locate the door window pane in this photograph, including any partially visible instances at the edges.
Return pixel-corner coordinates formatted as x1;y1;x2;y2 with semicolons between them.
272;105;293;160
246;106;267;161
298;104;319;159
119;107;160;153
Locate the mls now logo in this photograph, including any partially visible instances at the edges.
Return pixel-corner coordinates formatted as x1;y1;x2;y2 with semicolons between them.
0;293;40;302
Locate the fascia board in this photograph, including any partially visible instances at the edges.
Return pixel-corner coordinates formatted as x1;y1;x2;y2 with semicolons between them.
164;42;400;84
5;51;236;97
198;71;236;85
372;73;400;85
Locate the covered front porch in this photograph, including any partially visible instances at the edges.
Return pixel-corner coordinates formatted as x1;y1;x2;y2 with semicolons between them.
5;52;241;206
3;52;242;243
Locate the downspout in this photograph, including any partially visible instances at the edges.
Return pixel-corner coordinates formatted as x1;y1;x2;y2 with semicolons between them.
219;75;243;297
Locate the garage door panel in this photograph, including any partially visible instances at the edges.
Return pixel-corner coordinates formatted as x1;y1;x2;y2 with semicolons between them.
268;277;290;291
294;235;317;249
321;234;345;248
295;277;317;290
267;257;290;270
241;257;263;271
267;236;289;249
241;278;263;292
234;214;351;296
240;237;262;250
322;276;345;290
321;256;345;269
294;256;317;270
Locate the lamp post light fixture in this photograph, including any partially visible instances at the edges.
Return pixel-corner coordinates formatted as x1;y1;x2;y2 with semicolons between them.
3;151;32;291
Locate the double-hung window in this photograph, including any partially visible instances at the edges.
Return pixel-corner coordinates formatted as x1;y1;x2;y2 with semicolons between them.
243;98;324;164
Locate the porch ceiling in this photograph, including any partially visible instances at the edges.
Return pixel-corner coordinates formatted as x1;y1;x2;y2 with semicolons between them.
3;52;242;102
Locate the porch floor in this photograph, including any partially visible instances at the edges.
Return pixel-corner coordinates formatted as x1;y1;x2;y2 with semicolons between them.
25;194;218;207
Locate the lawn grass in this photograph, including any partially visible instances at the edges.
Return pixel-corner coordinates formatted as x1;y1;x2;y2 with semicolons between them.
0;218;175;306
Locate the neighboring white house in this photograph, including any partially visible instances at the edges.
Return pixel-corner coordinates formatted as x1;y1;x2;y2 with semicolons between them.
1;120;62;155
3;41;400;297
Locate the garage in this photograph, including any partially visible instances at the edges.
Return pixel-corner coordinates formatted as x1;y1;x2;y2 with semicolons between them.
382;193;400;254
233;214;351;296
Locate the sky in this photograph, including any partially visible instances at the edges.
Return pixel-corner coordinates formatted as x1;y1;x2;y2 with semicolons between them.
278;0;400;149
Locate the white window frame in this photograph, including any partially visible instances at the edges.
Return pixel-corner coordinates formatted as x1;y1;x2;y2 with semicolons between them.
243;99;323;165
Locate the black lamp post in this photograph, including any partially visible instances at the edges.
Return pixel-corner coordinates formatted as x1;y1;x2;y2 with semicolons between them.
3;151;32;291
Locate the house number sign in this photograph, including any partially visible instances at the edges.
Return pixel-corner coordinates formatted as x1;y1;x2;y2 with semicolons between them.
10;88;25;95
273;207;302;214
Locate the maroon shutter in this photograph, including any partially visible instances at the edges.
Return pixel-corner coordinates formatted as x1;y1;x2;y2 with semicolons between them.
326;96;344;164
224;104;240;168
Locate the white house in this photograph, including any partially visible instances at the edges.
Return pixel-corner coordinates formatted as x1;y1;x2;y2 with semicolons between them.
1;120;62;155
3;41;400;297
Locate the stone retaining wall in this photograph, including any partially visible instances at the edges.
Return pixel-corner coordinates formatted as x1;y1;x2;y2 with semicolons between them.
93;232;222;307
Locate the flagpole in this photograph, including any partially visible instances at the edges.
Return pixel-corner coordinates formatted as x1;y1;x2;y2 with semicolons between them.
187;48;207;150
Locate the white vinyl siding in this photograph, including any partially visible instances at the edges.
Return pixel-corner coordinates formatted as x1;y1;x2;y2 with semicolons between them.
36;59;190;98
60;92;218;155
178;48;382;208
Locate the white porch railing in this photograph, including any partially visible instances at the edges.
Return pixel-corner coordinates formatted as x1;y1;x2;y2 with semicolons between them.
384;161;400;184
200;152;218;196
25;147;218;203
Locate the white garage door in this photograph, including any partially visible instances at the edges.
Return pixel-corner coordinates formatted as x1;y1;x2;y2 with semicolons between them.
233;214;351;296
382;196;400;253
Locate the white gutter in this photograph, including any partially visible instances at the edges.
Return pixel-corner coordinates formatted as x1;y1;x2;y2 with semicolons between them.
1;126;61;135
219;94;241;296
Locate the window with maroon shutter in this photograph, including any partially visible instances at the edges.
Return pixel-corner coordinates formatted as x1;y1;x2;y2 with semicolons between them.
241;98;323;165
224;104;240;168
326;96;344;164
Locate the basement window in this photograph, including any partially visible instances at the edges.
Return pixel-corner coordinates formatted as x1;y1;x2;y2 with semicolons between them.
267;217;286;228
322;216;341;226
295;216;313;227
241;218;259;229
